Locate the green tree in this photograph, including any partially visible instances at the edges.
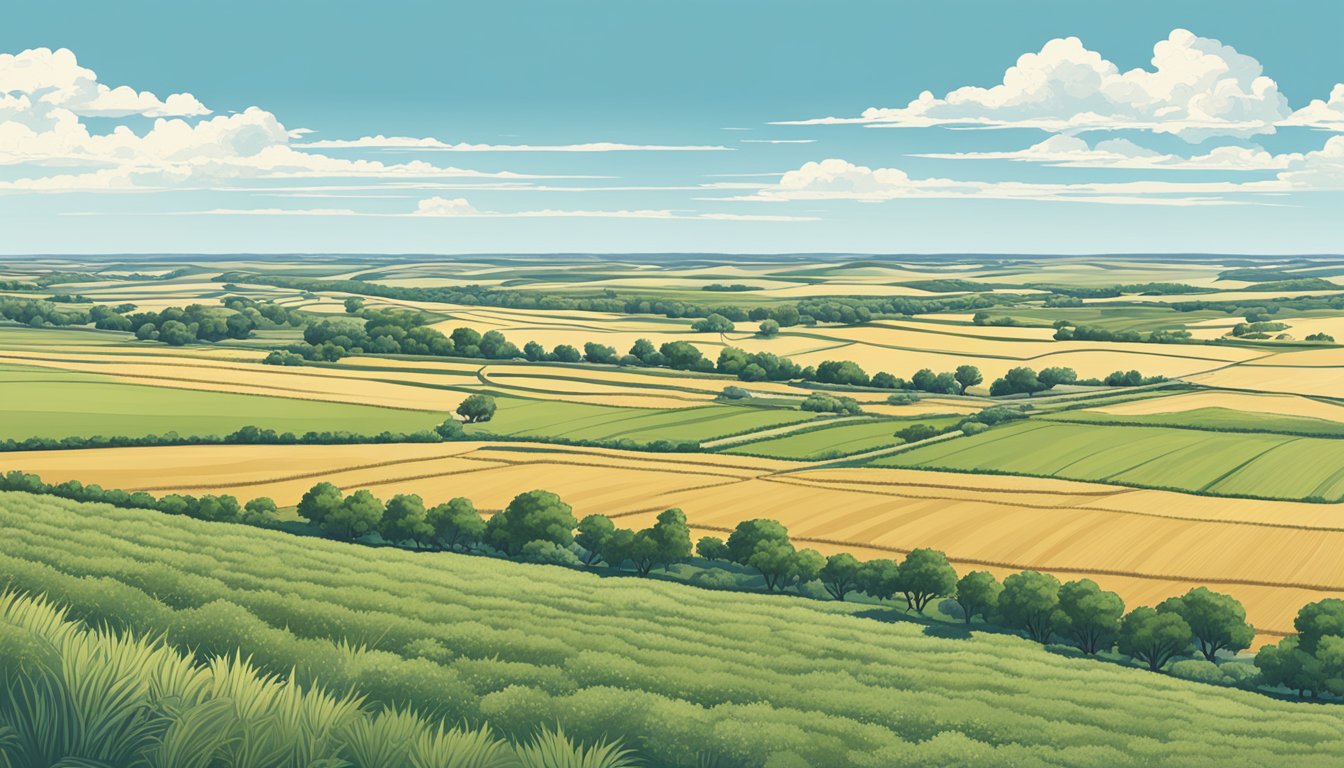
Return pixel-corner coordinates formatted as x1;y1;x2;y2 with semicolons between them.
954;365;982;395
819;553;861;600
746;539;800;591
758;319;780;337
456;394;497;423
989;367;1043;397
1038;366;1078;390
484;489;576;556
1256;636;1323;697
691;313;735;333
998;570;1062;643
523;340;546;361
343;297;365;314
696;536;728;561
1118;607;1192;672
1056;579;1124;655
954;571;1002;625
425;497;484;551
725;518;791;564
1294;598;1344;654
574;514;616;566
659;341;705;370
241;497;279;526
791;549;825;592
551;344;581;363
648;508;692;567
856;559;903;602
897;548;957;613
296;482;343;530
1158;587;1254;662
583;342;618;364
322;489;384;541
380;493;431;547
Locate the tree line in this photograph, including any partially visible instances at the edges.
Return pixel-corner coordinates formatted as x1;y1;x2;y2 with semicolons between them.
5;468;1341;699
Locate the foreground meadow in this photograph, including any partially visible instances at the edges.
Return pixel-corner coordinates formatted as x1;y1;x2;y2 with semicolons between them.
4;491;1344;767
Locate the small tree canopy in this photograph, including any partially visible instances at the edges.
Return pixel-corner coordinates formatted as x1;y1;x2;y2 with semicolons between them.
484;489;576;557
1119;607;1192;672
456;394;497;424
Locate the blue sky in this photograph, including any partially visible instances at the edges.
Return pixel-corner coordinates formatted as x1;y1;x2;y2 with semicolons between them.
3;0;1344;254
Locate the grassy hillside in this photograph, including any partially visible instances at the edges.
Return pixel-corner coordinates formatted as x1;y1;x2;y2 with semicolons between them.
3;491;1344;767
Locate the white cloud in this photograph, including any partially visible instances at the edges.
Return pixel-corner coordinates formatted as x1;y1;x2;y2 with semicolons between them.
1284;84;1344;131
916;135;1300;170
146;196;818;221
297;136;731;152
0;47;209;118
740;139;816;144
779;30;1291;141
720;157;1281;206
1278;135;1344;189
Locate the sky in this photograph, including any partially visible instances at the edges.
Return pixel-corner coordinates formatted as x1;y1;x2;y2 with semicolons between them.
3;0;1344;255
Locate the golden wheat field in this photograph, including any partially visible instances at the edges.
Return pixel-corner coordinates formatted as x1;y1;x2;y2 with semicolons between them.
4;439;1336;643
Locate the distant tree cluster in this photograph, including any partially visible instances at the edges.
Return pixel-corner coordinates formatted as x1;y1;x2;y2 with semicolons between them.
1053;323;1193;344
801;393;863;416
988;366;1164;396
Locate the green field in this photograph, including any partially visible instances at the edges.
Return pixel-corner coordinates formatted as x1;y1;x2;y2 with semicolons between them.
0;364;448;440
722;416;961;459
468;397;814;444
4;490;1343;767
869;420;1344;501
1045;406;1344;437
977;306;1226;332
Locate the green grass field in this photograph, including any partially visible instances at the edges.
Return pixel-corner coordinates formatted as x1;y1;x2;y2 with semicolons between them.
0;364;448;440
4;490;1344;767
1045;406;1344;437
467;397;814;444
869;420;1344;501
722;416;961;459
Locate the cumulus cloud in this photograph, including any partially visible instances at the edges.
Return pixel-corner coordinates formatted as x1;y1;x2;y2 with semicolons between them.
0;47;588;193
780;30;1291;140
297;136;731;152
1284;84;1344;131
916;135;1300;170
1278;135;1344;189
414;196;478;216
721;157;1281;206
0;47;209;119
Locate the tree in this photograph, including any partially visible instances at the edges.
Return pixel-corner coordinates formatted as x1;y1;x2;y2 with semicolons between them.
895;423;942;443
380;493;432;547
910;369;938;392
1118;607;1192;672
583;342;618;364
792;549;825;591
483;489;576;556
425;497;484;551
322;489;384;541
629;508;693;575
575;514;616;565
1037;366;1078;390
1295;598;1344;655
659;341;705;370
1056;579;1124;654
449;327;483;356
629;338;660;364
989;367;1044;397
953;365;982;395
746;539;800;591
297;482;343;530
856;558;902;602
813;360;869;387
241;497;279;526
691;313;735;333
696;536;729;561
602;528;637;570
343;297;365;314
819;553;861;600
758;319;780;337
1256;637;1323;697
998;570;1062;643
456;394;497;424
954;571;1002;624
523;340;546;361
897;548;957;613
1158;587;1254;663
551;344;581;363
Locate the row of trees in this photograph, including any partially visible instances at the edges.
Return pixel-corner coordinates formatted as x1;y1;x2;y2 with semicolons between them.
11;467;1339;699
987;366;1166;396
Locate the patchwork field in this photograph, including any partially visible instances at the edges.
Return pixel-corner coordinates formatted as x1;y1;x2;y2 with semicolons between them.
4;439;1341;643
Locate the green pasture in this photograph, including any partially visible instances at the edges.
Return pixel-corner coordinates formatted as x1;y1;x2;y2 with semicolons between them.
0;364;448;440
1045;406;1344;437
870;420;1344;501
466;396;813;444
722;415;961;459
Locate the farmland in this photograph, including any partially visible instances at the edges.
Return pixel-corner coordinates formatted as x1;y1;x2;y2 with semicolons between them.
5;251;1344;759
4;490;1344;768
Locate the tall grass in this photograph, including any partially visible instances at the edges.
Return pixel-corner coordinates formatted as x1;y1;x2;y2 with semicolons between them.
0;591;633;768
